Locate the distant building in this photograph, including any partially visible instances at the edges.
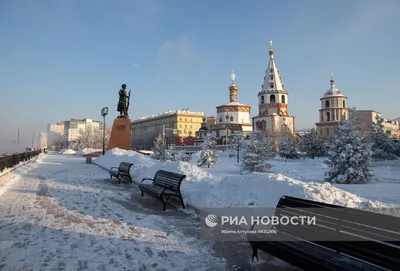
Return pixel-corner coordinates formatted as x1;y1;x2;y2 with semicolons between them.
206;116;216;130
315;76;348;139
39;132;47;148
194;117;210;146
354;110;400;140
252;41;295;136
209;71;252;144
47;118;104;144
131;110;205;149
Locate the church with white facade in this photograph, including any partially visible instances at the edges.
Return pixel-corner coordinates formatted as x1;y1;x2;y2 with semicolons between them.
252;41;295;135
209;72;253;143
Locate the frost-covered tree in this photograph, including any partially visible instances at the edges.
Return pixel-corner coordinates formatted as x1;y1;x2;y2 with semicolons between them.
198;133;218;168
324;118;373;184
278;128;299;159
370;115;397;161
152;134;167;160
240;131;274;173
298;128;326;159
69;126;111;150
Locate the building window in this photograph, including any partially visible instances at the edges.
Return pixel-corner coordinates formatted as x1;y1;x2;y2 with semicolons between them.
326;112;330;121
325;100;330;108
281;95;285;104
180;124;182;128
190;125;192;128
185;118;187;121
270;76;273;80
185;124;187;128
230;116;234;121
179;118;182;121
270;94;276;103
219;117;222;122
270;83;274;89
261;96;265;104
343;100;346;108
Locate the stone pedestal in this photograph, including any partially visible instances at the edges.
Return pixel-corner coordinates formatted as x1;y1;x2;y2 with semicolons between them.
106;117;131;151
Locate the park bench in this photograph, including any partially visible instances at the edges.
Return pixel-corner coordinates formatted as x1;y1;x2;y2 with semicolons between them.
139;170;186;211
109;162;133;184
248;195;400;271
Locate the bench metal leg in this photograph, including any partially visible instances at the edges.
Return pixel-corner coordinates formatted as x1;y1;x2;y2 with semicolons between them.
141;190;144;197
178;195;186;209
251;243;259;262
117;176;121;184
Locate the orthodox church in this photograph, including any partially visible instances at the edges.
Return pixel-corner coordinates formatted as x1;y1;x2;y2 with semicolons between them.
315;75;348;139
209;72;253;143
252;41;295;135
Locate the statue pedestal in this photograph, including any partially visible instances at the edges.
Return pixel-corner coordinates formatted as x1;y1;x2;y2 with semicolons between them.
106;117;131;151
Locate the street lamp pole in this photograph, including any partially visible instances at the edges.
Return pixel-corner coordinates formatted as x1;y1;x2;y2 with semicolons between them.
101;107;109;155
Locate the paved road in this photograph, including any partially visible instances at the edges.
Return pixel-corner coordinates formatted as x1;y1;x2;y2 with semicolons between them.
0;154;299;271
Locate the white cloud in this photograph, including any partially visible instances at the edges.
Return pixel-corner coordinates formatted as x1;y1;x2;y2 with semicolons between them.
158;34;194;62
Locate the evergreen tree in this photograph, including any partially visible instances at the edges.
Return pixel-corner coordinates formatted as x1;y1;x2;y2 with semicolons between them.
370;115;397;160
278;128;299;159
324;119;373;184
198;134;218;168
240;131;273;173
152;134;167;161
298;128;326;159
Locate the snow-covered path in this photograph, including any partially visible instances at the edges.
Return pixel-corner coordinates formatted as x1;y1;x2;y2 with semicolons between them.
0;154;297;271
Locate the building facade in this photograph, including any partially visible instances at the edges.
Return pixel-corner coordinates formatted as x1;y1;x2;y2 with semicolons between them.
315;76;348;139
194;117;209;146
47;118;104;143
39;132;47;149
252;41;295;135
209;72;252;143
354;110;400;140
131;110;205;149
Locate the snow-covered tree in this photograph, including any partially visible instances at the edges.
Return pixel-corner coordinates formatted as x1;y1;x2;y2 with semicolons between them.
152;134;167;160
198;133;218;168
370;115;397;161
278;128;299;159
240;131;274;173
298;128;326;159
69;126;111;150
324;118;373;184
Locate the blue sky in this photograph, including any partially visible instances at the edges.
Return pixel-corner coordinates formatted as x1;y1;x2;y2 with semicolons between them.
0;0;399;149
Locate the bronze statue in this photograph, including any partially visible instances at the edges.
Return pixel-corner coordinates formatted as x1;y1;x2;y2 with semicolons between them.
117;84;130;117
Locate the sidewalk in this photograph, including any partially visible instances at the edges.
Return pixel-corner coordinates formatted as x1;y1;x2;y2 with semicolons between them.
0;154;298;271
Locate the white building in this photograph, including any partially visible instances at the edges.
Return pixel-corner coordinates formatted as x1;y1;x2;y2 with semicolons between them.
48;118;104;142
315;75;348;138
209;72;252;143
252;41;295;135
39;132;47;148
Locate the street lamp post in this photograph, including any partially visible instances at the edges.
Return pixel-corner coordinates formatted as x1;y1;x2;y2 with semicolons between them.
101;107;108;155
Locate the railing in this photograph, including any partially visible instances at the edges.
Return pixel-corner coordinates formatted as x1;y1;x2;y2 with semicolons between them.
0;150;42;173
171;145;235;152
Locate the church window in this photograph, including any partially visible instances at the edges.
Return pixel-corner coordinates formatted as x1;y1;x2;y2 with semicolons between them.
270;95;276;103
230;116;234;121
326;112;330;121
343;100;346;108
270;76;273;80
281;95;285;103
325;100;330;108
261;96;265;104
219;117;222;122
270;83;274;88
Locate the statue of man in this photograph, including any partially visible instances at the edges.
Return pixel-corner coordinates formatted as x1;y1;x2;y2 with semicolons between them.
117;84;128;116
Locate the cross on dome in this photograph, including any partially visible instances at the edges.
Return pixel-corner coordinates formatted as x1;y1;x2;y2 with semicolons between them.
231;70;236;84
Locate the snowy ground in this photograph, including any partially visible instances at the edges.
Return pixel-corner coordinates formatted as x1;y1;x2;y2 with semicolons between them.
0;154;297;271
95;149;400;211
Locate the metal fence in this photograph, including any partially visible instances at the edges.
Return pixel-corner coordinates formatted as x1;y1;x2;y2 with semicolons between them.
0;150;42;172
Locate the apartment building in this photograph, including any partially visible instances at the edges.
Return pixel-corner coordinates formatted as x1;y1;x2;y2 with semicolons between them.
131;110;205;149
47;118;104;142
354;110;400;140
